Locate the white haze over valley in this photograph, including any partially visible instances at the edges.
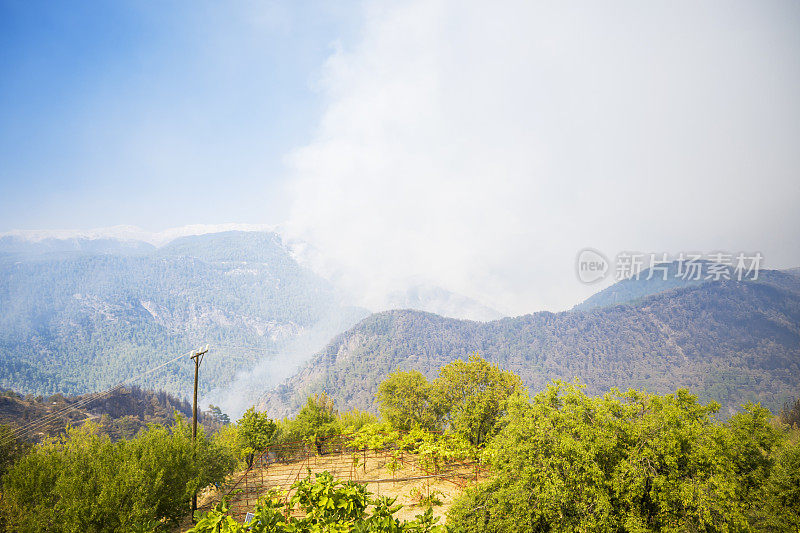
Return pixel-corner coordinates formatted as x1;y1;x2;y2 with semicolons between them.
285;0;800;316
3;222;504;417
5;0;800;318
2;223;503;320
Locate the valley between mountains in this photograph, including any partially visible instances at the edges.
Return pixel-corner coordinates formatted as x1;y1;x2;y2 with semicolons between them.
261;271;800;418
2;229;799;420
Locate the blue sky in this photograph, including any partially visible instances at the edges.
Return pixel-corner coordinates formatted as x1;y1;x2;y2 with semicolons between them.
1;1;799;313
0;1;359;231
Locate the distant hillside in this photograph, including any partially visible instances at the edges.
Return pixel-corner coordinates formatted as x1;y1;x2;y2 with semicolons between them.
573;261;705;311
259;271;800;417
0;231;368;400
0;235;156;258
0;385;225;442
574;261;800;312
383;283;502;322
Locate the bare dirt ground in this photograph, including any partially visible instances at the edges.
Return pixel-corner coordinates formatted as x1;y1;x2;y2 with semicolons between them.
178;451;479;530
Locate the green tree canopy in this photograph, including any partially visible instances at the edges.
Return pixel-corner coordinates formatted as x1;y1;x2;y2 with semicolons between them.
449;381;793;532
764;441;800;530
433;353;522;446
280;393;340;447
0;416;233;532
238;407;277;468
377;370;440;431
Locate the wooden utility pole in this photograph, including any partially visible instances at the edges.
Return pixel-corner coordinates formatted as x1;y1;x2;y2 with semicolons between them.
190;345;209;519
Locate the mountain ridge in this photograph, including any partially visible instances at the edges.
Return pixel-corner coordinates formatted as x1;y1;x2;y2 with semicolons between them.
259;271;800;418
0;223;277;247
0;230;369;408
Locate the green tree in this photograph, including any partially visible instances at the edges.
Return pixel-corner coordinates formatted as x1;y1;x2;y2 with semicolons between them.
208;404;231;425
449;382;782;532
280;393;340;452
763;442;800;530
377;370;440;431
238;407;278;468
723;403;784;522
433;353;521;446
0;424;30;480
1;416;233;532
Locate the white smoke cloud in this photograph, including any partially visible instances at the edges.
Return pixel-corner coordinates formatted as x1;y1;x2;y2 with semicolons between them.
285;0;800;315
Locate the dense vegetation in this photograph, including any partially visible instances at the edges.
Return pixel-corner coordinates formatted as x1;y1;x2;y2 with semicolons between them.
0;386;224;442
1;355;798;531
210;355;800;531
0;231;367;399
450;382;800;531
262;271;800;418
191;471;446;533
0;425;29;481
0;417;233;532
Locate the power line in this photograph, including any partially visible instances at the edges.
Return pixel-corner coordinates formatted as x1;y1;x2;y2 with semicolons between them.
1;353;189;443
5;385;126;440
3;380;138;442
1;342;275;444
1;349;196;445
213;343;282;354
2;341;283;445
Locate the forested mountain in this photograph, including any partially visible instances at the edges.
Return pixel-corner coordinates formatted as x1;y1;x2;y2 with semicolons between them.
0;235;156;258
573;261;706;311
383;283;502;322
572;261;800;311
0;231;368;401
0;385;225;442
259;270;800;417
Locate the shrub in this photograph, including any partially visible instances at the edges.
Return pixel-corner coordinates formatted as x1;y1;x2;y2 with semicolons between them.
449;382;789;532
0;416;233;532
277;393;340;451
190;471;445;532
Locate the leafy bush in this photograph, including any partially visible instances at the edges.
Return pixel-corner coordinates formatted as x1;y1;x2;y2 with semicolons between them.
212;423;247;470
0;416;234;532
377;354;522;447
190;471;445;533
348;422;399;451
338;408;380;433
409;486;444;508
448;381;793;532
378;370;441;431
277;393;340;450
